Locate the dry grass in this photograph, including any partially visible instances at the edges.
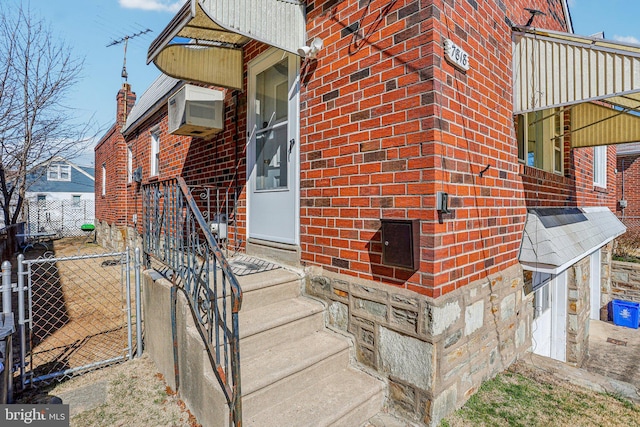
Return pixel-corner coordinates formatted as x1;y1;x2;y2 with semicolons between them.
29;355;198;427
442;361;640;427
15;238;201;426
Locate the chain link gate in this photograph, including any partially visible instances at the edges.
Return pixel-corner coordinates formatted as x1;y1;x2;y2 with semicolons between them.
14;248;142;389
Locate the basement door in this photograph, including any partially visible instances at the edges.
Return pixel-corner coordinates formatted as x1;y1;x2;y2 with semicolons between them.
247;48;299;245
532;271;567;362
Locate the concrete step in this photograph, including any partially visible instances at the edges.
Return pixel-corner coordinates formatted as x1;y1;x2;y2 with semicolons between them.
239;297;325;359
238;269;301;312
231;265;385;427
242;331;350;409
245;366;385;427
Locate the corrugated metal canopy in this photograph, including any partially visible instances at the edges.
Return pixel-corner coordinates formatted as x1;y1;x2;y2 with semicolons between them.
513;27;640;114
147;0;306;90
571;102;640;148
513;27;640;148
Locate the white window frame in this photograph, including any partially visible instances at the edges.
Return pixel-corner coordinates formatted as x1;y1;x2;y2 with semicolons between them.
150;131;160;177
101;163;106;196
47;164;71;181
72;195;81;207
593;145;607;188
127;146;133;183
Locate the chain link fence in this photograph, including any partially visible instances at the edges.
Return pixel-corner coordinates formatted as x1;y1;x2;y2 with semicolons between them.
24;200;95;237
16;249;140;387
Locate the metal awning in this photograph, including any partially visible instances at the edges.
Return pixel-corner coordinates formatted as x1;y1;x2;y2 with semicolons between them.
513;27;640;147
519;207;625;274
571;102;640;147
147;0;306;90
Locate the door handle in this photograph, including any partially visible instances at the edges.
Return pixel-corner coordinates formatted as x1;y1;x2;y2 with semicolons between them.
288;138;295;159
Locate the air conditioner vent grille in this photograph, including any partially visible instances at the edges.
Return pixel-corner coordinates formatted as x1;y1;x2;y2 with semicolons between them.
168;85;224;137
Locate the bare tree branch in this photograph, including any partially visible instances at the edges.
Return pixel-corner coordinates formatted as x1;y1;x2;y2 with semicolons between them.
0;3;96;226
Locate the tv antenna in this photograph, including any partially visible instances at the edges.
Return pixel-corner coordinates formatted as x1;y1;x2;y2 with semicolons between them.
107;29;152;81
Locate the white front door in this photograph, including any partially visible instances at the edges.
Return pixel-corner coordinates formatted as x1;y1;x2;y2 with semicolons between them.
247;49;299;244
532;271;567;361
533;275;552;358
590;250;602;320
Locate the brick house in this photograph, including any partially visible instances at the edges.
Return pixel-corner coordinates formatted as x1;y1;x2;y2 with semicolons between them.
95;0;636;424
616;142;640;231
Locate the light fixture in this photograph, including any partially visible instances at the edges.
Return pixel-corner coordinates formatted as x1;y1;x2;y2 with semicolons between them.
297;37;324;59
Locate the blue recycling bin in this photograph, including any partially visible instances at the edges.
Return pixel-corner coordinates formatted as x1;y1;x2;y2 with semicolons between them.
611;299;640;329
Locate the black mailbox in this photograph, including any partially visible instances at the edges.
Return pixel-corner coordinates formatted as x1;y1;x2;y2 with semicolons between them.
381;218;419;270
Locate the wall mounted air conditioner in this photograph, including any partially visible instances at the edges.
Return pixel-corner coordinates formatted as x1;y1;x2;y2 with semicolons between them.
168;85;224;138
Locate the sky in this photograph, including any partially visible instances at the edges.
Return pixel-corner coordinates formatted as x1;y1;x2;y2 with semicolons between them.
5;0;185;165
7;0;640;166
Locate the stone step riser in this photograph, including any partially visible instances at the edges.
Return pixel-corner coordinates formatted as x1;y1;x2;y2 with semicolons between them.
240;279;300;312
240;310;324;359
242;349;350;419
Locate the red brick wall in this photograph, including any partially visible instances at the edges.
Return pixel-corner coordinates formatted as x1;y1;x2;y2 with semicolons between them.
617;153;640;226
299;0;570;297
522;143;617;210
95;84;136;227
98;1;616;299
96;43;274;246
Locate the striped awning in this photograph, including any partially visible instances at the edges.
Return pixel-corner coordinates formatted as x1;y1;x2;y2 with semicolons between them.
147;0;306;90
513;27;640;148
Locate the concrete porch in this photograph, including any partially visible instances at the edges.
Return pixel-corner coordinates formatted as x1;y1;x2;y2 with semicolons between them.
585;319;640;390
142;255;389;426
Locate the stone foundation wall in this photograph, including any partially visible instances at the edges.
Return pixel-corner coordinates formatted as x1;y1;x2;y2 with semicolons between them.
566;256;590;366
95;220;142;252
305;264;531;426
610;260;640;304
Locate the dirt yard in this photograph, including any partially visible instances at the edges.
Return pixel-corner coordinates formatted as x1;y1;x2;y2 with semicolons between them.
11;238;201;426
19;237;136;381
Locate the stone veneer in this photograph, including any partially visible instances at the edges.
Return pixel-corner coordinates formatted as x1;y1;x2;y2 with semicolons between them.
566;256;591;366
610;259;640;304
305;264;531;426
95;220;142;253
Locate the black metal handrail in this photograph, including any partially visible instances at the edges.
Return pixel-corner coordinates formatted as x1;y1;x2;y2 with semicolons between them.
142;177;242;427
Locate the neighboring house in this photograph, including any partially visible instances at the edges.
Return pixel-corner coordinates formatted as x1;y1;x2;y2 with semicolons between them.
94;83;137;249
25;156;95;236
95;0;635;424
616;142;640;231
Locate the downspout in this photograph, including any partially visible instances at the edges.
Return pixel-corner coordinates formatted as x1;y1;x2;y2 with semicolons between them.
621;158;626;221
233;90;239;192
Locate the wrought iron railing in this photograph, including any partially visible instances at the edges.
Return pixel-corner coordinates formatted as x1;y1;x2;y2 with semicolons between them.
142;177;242;427
188;184;241;257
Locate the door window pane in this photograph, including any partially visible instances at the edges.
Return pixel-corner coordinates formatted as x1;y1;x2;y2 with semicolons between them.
255;58;289;191
256;126;287;190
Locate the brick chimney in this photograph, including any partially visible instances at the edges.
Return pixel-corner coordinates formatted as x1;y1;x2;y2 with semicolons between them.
116;82;136;127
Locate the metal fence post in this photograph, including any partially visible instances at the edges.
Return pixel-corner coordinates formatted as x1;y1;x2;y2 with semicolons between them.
17;254;25;390
1;260;12;402
135;247;142;357
1;261;11;315
125;248;133;361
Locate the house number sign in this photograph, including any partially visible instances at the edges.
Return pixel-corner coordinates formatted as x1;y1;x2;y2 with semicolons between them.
444;39;470;71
